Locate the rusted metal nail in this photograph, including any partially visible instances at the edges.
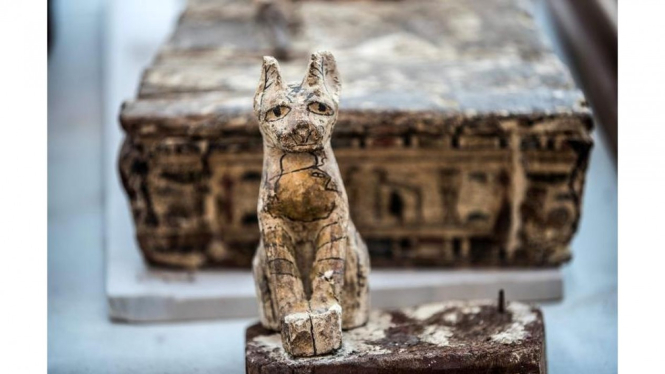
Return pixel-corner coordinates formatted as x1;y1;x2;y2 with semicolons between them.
498;289;505;313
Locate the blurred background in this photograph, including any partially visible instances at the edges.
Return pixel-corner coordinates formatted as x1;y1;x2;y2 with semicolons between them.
48;0;616;372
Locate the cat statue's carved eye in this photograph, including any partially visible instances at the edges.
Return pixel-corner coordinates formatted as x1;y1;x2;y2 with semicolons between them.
265;105;291;121
308;102;334;116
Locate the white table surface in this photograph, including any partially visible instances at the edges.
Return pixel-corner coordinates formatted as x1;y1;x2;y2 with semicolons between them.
47;0;617;372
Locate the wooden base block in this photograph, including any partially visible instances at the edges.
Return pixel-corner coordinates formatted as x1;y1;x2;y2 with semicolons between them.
246;301;546;374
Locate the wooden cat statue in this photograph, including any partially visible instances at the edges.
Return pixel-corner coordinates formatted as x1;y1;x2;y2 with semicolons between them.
251;51;370;357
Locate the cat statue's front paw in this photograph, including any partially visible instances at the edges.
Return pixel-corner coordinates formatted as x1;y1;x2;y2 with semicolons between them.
281;311;316;357
281;303;342;357
310;302;342;355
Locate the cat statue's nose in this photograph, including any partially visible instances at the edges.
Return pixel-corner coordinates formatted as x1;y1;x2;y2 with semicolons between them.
292;122;313;144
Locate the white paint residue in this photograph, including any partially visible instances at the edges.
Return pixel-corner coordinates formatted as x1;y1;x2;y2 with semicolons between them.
491;302;537;344
507;302;537;325
346;310;392;342
405;303;446;321
460;306;481;314
443;312;458;324
419;325;453;347
329;303;342;313
491;322;527;344
406;301;486;321
284;312;309;324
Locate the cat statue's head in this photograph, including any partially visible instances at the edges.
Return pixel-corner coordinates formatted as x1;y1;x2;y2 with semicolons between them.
253;51;341;153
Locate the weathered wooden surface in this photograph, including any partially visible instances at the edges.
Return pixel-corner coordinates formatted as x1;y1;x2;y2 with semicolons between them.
119;0;592;269
246;300;546;373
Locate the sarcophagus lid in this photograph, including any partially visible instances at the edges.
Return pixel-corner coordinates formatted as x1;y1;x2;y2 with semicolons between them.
119;0;592;269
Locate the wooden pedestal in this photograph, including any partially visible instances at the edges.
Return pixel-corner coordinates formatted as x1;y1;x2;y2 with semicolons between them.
246;300;546;374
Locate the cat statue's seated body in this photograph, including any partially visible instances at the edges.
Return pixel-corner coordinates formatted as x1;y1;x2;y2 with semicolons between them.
252;51;370;357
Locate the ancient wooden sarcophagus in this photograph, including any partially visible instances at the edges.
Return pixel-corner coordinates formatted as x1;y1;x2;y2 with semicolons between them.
119;0;592;269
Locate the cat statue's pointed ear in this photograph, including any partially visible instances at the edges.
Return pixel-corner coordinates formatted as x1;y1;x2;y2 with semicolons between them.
302;51;341;103
254;56;285;114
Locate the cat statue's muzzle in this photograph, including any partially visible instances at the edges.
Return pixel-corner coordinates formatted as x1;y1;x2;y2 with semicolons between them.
280;121;323;152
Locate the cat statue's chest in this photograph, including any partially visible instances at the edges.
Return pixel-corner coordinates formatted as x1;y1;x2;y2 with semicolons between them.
266;153;339;222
